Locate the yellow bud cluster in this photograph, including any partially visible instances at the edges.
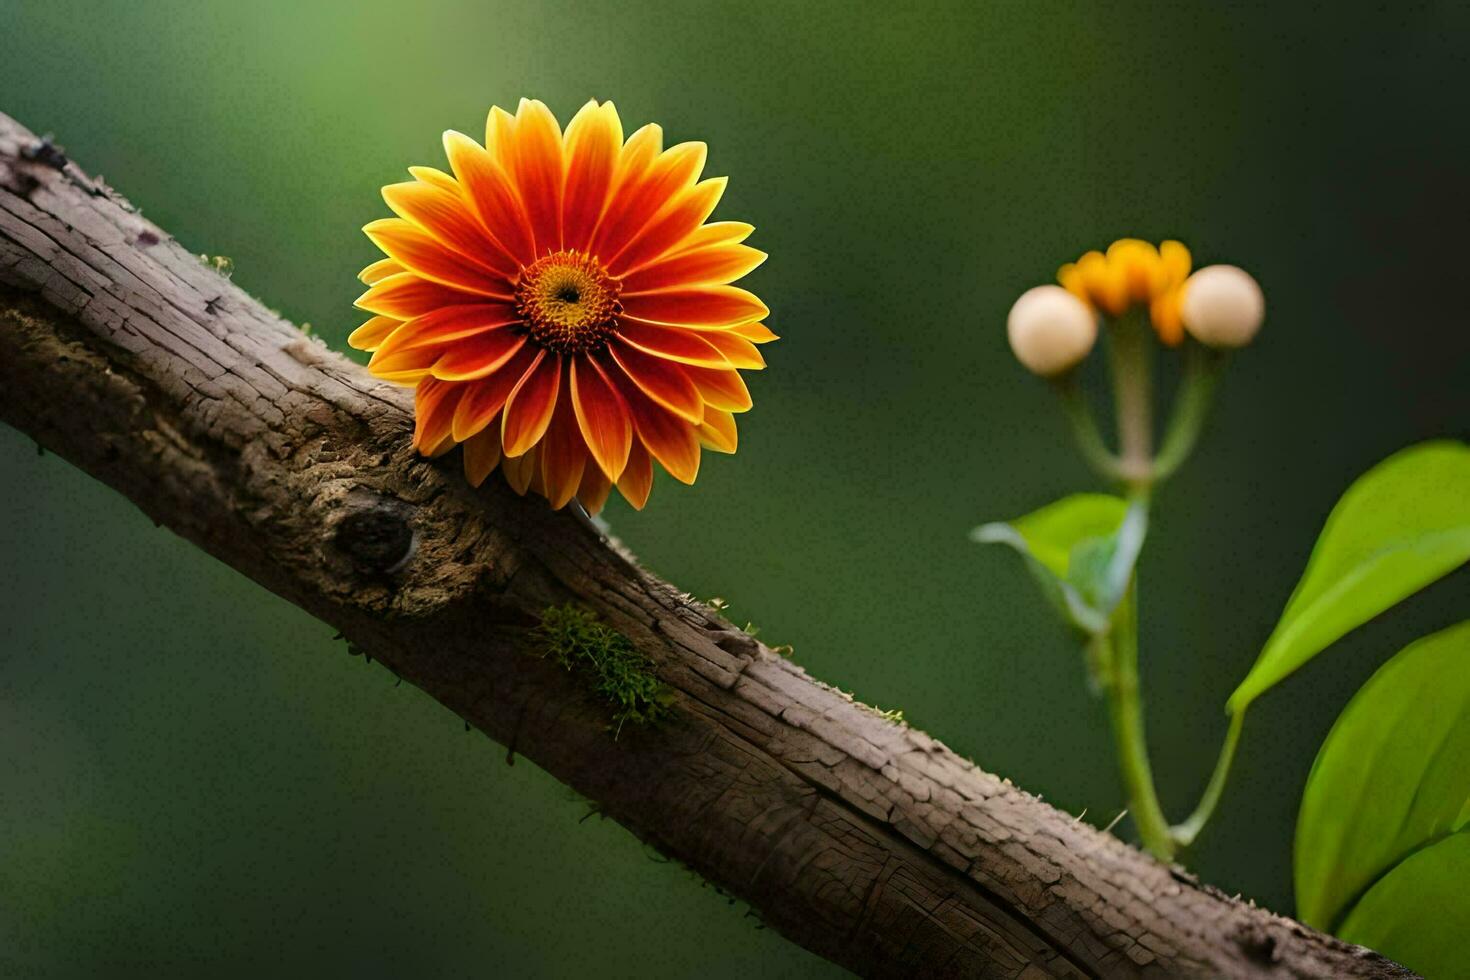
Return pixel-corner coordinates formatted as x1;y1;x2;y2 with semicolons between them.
1008;239;1266;379
1057;239;1193;346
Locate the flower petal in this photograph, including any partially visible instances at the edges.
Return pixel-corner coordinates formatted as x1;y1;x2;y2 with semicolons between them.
683;364;752;412
442;130;537;266
364;218;515;298
698;330;766;369
451;343;540;441
570;356;632;481
1150;289;1186;347
614;318;730;368
526;452;548;497
413;377;466;452
610;369;701;484
729;321;779;343
608;124;662;188
485;106;519;168
607;338;703;423
509;98;565;253
1079;249;1129;315
501;350;562;457
429;331;527;382
638;415;701;487
423;431;459;457
367;344;440;385
501;443;538;495
697;408;738;453
616;441;654;509
462;425;503;487
620;243;767;293
348;315;400;351
1160;240;1192;288
576;463;613;516
407;165;458;193
382;179;518;277
373;303;519;358
561;100;622;252
359;258;404;284
663;220;754;255
608;177;726;275
591;139;704;260
539;389;588;510
1107;238;1165;302
620;285;768;328
585;125;659;257
356;272;491;319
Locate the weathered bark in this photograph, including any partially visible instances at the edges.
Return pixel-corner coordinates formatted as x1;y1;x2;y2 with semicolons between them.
0;110;1413;979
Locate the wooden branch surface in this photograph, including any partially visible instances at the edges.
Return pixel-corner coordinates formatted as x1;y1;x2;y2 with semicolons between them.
0;111;1413;979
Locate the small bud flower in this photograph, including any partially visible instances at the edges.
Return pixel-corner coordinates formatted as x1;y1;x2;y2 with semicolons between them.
1007;285;1098;377
1057;238;1193;346
1181;265;1264;348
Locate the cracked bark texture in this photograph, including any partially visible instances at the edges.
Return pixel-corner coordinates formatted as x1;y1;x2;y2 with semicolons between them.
0;110;1415;980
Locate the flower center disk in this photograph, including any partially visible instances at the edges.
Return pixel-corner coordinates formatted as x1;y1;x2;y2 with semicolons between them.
515;250;621;355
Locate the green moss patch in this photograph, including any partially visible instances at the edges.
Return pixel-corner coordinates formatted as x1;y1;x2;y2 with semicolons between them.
532;604;673;736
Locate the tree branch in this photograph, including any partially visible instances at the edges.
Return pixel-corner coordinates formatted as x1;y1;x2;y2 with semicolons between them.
0;111;1413;979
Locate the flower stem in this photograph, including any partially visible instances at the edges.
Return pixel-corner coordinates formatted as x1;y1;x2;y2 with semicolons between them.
1170;711;1244;848
1108;313;1154;489
1063;313;1237;858
1054;375;1124;481
1153;343;1225;483
1097;585;1176;861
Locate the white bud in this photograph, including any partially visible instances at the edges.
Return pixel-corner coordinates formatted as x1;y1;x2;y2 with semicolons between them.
1006;285;1098;377
1181;265;1264;348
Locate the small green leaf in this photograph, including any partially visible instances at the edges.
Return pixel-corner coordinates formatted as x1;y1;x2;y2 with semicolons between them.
1335;831;1470;979
1068;500;1147;612
1066;535;1119;607
1228;441;1470;714
976;493;1128;577
973;494;1132;633
1295;621;1470;932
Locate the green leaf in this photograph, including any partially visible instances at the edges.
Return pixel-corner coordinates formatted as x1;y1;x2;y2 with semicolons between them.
972;494;1137;633
1335;831;1470;978
1294;621;1470;931
977;493;1129;578
1069;500;1148;612
1227;441;1470;714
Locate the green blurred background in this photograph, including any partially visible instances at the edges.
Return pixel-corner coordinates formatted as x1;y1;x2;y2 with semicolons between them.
2;1;1467;976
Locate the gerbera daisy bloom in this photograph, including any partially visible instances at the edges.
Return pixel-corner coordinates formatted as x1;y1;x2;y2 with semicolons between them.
349;98;774;514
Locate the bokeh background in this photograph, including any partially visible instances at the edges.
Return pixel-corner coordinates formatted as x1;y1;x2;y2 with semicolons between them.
2;1;1467;976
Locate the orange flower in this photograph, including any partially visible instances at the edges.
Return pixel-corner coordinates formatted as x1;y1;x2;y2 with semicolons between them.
1057;238;1191;345
350;99;774;513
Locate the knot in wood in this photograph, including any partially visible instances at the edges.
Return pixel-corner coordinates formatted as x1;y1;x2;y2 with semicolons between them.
21;136;68;170
334;505;414;574
1234;922;1282;965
